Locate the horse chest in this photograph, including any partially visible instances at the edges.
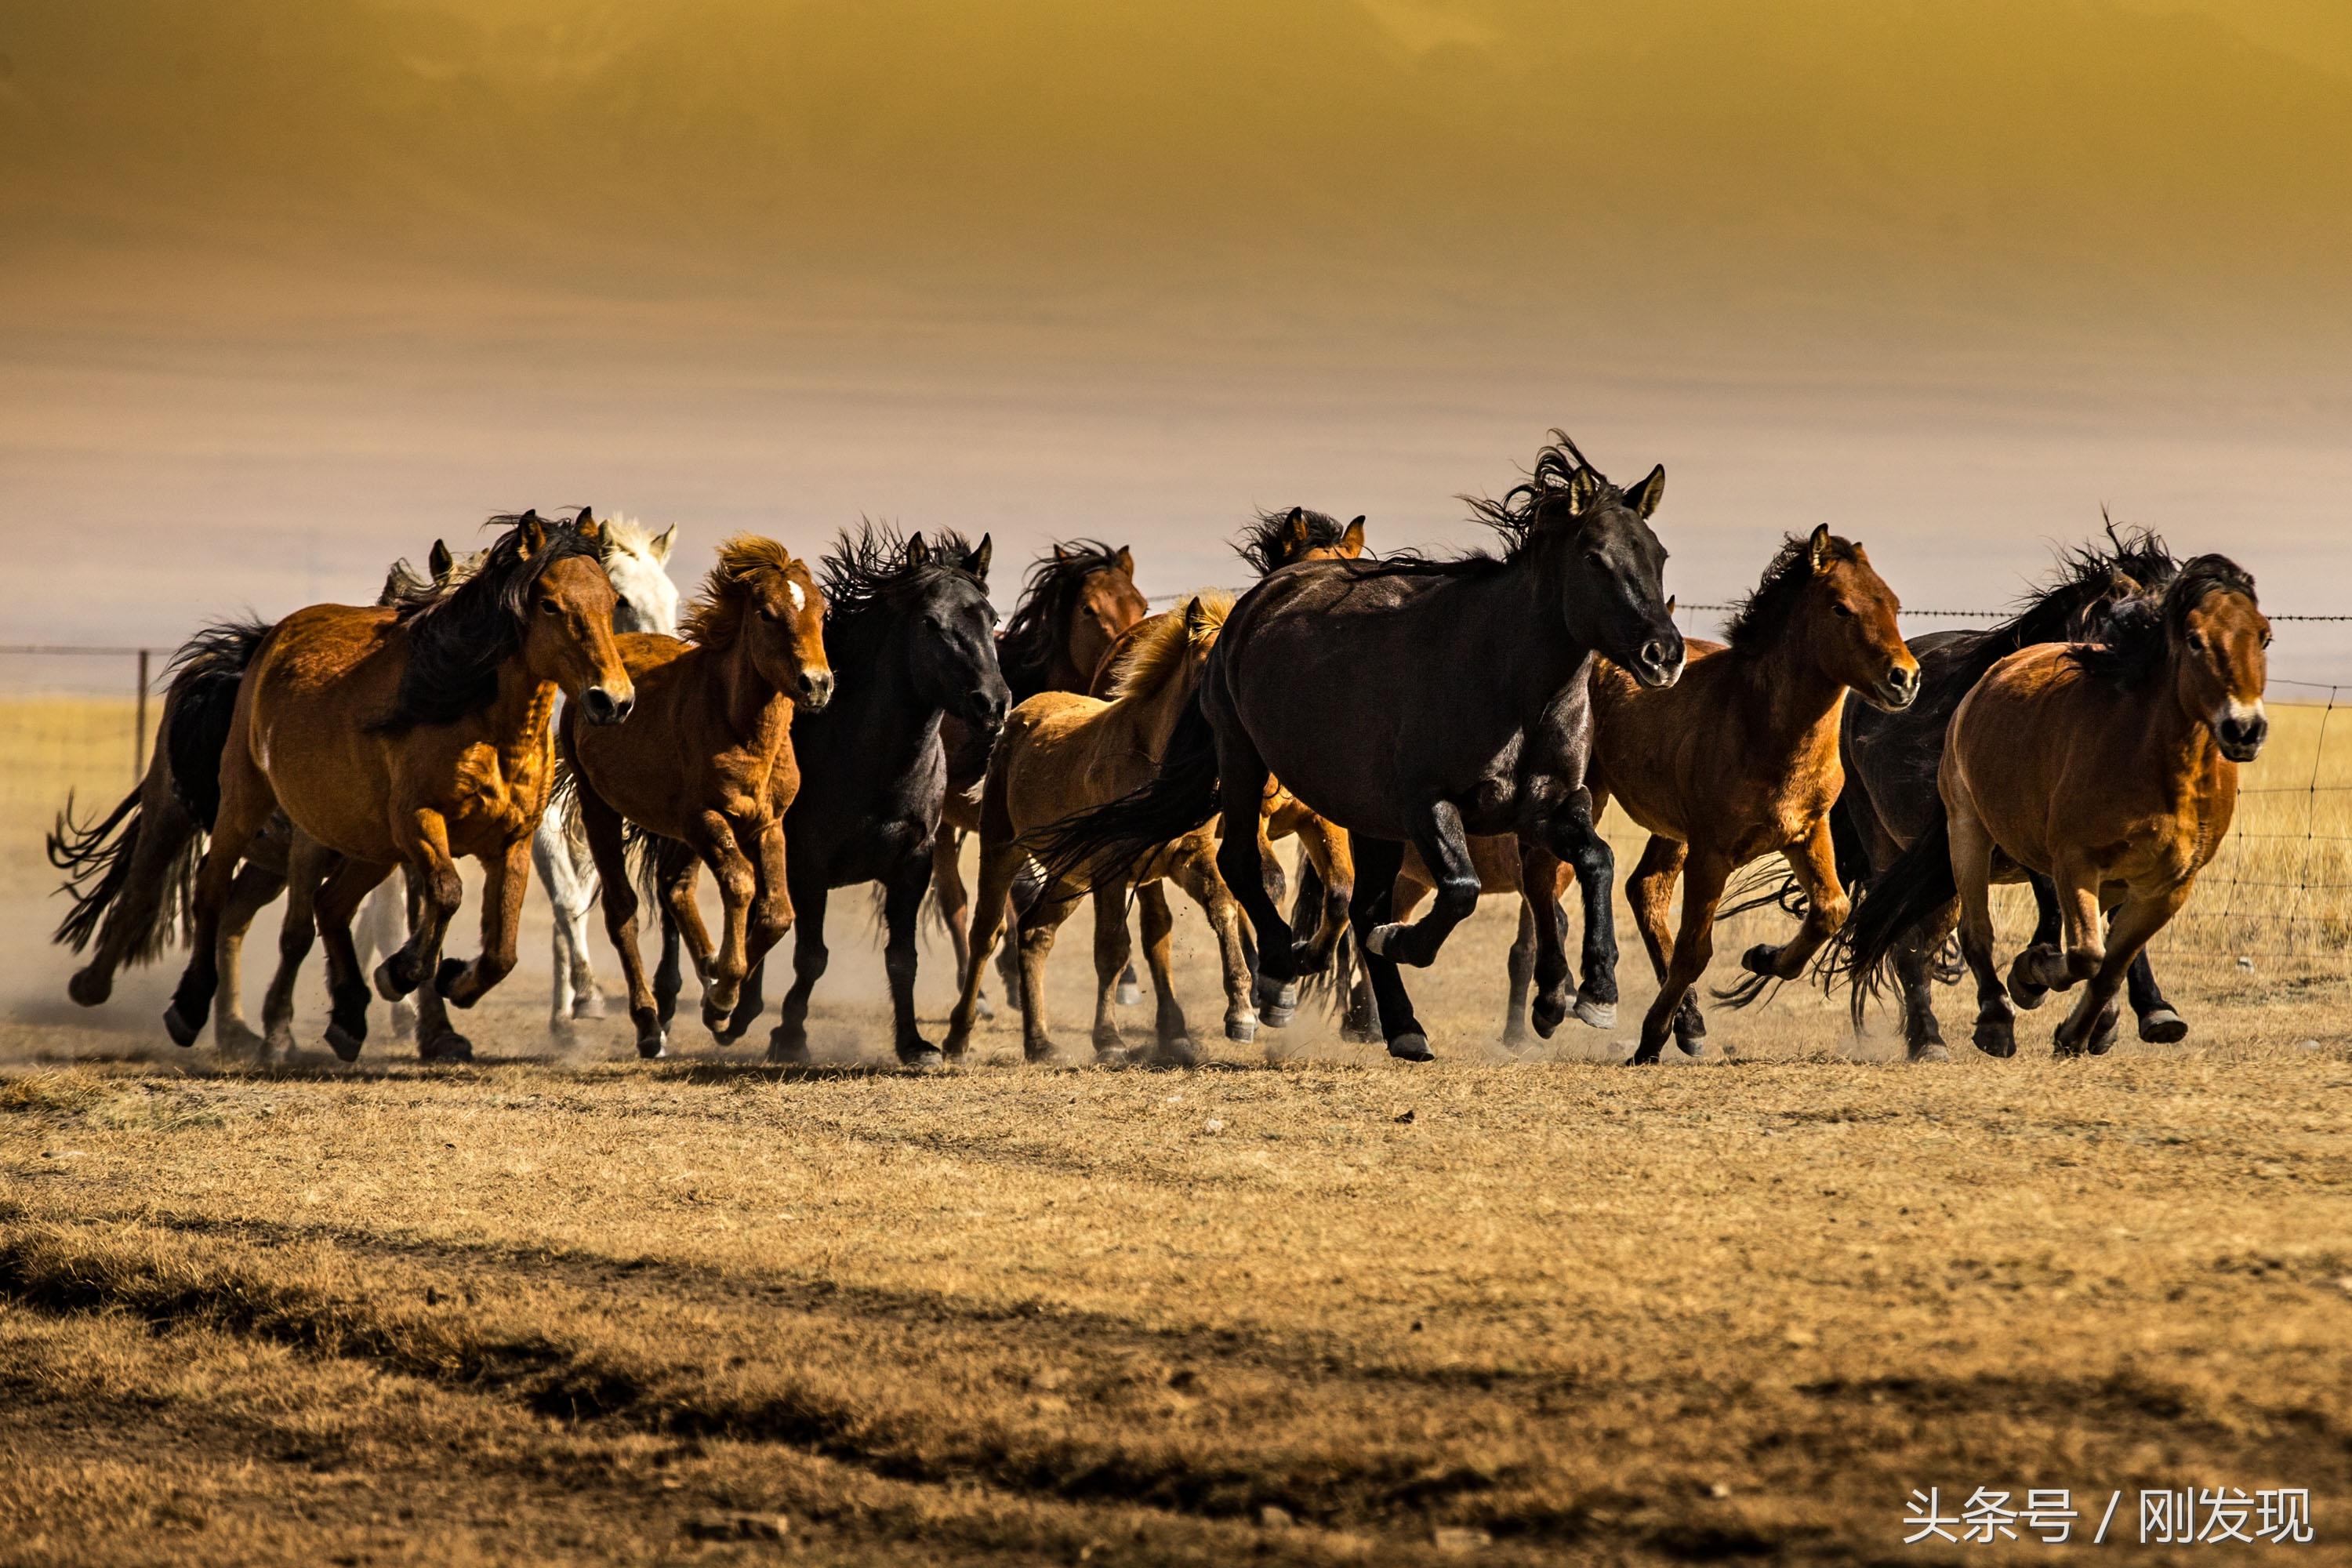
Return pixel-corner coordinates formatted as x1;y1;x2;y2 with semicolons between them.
448;738;550;844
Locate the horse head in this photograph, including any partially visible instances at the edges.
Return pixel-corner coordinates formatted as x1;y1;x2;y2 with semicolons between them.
905;532;1012;739
1792;524;1918;710
515;510;635;726
1546;458;1682;688
597;516;682;637
2171;556;2269;761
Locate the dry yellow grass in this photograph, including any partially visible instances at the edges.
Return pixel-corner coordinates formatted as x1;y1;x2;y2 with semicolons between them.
4;689;2351;1565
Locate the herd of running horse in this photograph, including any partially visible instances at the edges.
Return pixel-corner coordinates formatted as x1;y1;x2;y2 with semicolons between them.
44;433;2270;1069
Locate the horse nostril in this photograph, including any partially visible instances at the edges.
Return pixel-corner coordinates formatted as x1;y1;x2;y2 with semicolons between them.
799;671;834;708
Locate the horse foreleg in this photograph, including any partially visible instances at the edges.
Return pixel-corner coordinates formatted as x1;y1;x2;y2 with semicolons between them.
210;858;289;1054
1544;791;1620;1025
1726;818;1852;1006
1946;801;2014;1058
1171;833;1255;1051
580;788;666;1058
1207;731;1299;982
686;808;757;1035
764;880;829;1065
1345;837;1426;1060
944;834;1022;1058
931;826;992;1018
437;832;531;1014
1365;799;1479;970
2128;949;2187;1044
534;809;599;1030
2055;882;2190;1057
376;809;460;1004
164;771;277;1050
1893;906;1958;1062
1132;879;1195;1055
313;856;394;1062
1015;887;1080;1064
253;831;336;1062
881;858;940;1069
1088;878;1134;1063
1631;848;1731;1065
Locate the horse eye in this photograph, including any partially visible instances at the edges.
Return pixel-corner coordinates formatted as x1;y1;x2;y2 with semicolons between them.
539;599;560;615
1833;602;1854;619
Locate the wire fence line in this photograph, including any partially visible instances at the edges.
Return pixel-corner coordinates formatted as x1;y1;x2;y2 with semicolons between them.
2;636;2344;984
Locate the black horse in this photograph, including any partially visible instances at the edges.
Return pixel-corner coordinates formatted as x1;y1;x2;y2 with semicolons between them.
654;525;1009;1068
1036;434;1682;1061
1781;521;2187;1057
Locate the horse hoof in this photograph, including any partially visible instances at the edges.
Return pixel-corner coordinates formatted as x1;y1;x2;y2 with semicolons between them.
1675;1030;1705;1058
1387;1032;1433;1062
1263;998;1296;1029
1225;1015;1258;1044
1972;1018;2016;1058
162;1005;203;1049
372;959;404;1002
215;1021;267;1060
1909;1040;1951;1063
1625;1044;1664;1066
67;968;111;1007
1341;1022;1382;1046
1530;996;1567;1040
434;957;473;1004
2138;1008;2188;1045
571;993;608;1022
1363;922;1400;959
765;1038;810;1066
420;1032;473;1063
1571;996;1617;1030
1151;1036;1200;1069
1740;942;1778;976
702;1001;733;1037
2006;950;2053;1011
898;1044;946;1072
1023;1040;1058;1065
1115;981;1143;1007
324;1023;365;1063
636;1031;668;1061
2084;1006;2122;1057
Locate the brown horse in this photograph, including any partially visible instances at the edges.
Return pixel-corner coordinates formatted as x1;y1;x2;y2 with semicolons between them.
932;541;1149;1016
563;535;831;1057
1591;527;1917;1064
160;510;633;1061
945;596;1253;1064
1835;556;2266;1057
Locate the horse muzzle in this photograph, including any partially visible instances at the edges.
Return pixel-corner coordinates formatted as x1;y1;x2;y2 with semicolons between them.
581;684;634;726
1870;663;1922;711
2217;703;2267;761
797;670;836;712
1628;636;1685;689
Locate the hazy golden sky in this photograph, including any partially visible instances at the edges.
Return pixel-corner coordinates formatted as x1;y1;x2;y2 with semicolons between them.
4;1;2349;672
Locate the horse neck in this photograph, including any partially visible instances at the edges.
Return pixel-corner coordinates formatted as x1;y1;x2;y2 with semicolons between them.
714;631;793;750
1735;621;1856;755
2134;645;2227;786
1107;647;1200;756
485;659;563;770
813;609;941;775
1475;561;1599;712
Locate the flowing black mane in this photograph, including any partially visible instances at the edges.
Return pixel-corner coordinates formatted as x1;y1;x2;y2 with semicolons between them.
2069;554;2257;689
1721;532;1864;648
1914;521;2179;712
372;510;602;732
997;539;1124;695
1233;508;1349;576
821;521;982;633
1354;433;1620;583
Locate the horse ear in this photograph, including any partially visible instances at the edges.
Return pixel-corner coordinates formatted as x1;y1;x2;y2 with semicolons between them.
428;539;454;579
1113;546;1135;578
1281;506;1309;555
1182;596;1206;635
1053;543;1069;563
651;523;677;563
966;533;993;580
1808;522;1833;572
1624;464;1665;520
575;508;602;546
1666;595;1678;618
906;532;930;566
1567;467;1600;515
1339;516;1367;557
515;511;546;560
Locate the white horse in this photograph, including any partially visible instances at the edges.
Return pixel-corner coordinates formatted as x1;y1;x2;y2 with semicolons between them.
365;518;680;1037
536;516;679;1032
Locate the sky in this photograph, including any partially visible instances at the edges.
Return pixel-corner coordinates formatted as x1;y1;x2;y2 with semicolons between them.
4;0;2350;678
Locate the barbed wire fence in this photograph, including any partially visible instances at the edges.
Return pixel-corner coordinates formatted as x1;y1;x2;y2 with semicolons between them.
6;607;2347;989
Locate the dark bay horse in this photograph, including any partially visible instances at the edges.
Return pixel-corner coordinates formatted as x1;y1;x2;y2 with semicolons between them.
1037;435;1682;1061
161;510;633;1061
1791;525;2186;1055
658;527;1008;1068
1588;528;1917;1063
562;535;832;1057
931;540;1147;1016
48;539;481;1050
1832;557;2267;1056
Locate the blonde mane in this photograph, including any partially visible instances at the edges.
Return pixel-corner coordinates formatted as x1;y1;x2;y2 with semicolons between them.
682;534;805;652
1107;593;1232;702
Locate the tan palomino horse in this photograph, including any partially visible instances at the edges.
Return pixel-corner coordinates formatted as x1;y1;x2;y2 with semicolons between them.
1836;555;2266;1057
563;535;831;1058
162;510;633;1061
946;595;1254;1064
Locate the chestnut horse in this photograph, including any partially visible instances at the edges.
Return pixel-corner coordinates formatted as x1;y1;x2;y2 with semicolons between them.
1833;557;2267;1057
1036;435;1682;1062
932;541;1148;1015
946;595;1253;1065
161;510;633;1061
562;535;832;1057
1592;527;1916;1064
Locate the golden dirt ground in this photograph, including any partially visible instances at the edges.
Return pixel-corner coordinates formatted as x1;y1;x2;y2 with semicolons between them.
4;695;2352;1565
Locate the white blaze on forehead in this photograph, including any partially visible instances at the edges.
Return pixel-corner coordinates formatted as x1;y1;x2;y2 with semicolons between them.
788;580;806;613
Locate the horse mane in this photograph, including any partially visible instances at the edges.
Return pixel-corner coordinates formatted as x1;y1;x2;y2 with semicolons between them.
372;510;603;733
2068;553;2257;689
1913;520;2179;710
820;520;981;630
1722;532;1864;649
999;539;1126;691
1107;594;1233;703
1233;509;1349;576
597;514;662;560
1352;432;1617;582
378;559;436;606
681;534;802;654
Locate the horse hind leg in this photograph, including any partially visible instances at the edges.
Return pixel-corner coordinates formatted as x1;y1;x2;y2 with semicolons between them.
164;765;278;1049
2056;885;2188;1058
1945;802;2015;1058
1346;838;1428;1061
252;833;337;1063
2128;949;2187;1044
1892;917;1951;1063
1087;880;1135;1065
313;857;394;1062
764;883;829;1066
1171;833;1258;1047
931;827;995;1019
1133;880;1195;1059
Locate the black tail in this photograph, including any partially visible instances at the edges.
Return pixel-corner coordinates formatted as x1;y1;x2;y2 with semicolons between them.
1029;692;1222;890
163;618;273;829
1821;813;1957;1028
45;785;195;962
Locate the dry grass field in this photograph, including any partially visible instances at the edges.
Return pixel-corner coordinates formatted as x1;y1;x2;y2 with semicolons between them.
5;690;2352;1566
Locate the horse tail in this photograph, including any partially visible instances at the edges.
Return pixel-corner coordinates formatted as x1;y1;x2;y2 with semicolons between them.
162;617;273;829
45;783;196;966
1029;691;1222;889
1821;811;1957;1029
